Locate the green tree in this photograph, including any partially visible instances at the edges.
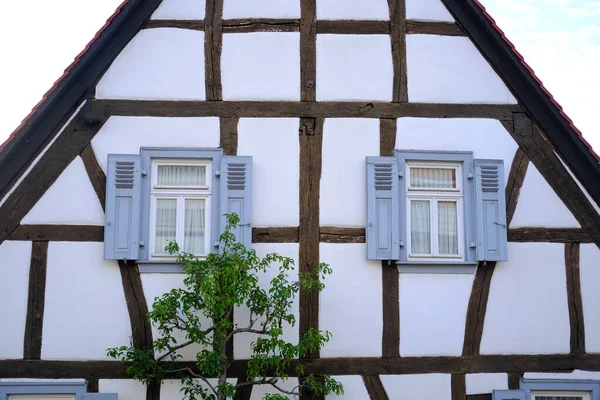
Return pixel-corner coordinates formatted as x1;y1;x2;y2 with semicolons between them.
108;214;343;400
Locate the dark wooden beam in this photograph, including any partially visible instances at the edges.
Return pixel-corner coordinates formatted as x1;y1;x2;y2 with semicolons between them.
406;20;465;36
462;262;496;357
224;18;299;33
317;20;389;34
505;148;529;227
507;372;523;389
362;375;389;400
80;144;107;212
452;374;467;400
220;117;239;156
320;227;365;243
508;228;592;243
23;241;49;360
118;261;153;351
205;0;224;101
380;119;397;157
8;225;104;242
147;379;160;400
145;20;205;30
252;227;299;243
388;0;408;102
300;0;317;102
233;378;253;400
565;243;585;354
382;263;400;357
467;394;492;400
86;379;99;393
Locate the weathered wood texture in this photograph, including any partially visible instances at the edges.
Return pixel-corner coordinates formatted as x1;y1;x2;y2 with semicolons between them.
205;0;224;100
362;375;390;400
80;144;107;211
147;379;160;400
298;118;323;359
467;394;492;400
452;374;467;400
145;20;205;30
224;18;299;33
382;263;400;357
406;20;465;36
565;243;585;354
388;0;408;102
86;379;99;393
507;372;523;390
508;228;592;243
220;117;239;156
505;148;529;226
252;227;299;243
8;225;104;242
317;20;388;34
300;0;317;101
380;118;397;157
462;262;496;356
320;227;365;243
118;261;153;351
233;378;253;400
0;116;107;245
23;241;49;360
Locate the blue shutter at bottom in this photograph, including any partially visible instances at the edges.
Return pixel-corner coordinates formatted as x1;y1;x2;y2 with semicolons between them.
220;156;253;250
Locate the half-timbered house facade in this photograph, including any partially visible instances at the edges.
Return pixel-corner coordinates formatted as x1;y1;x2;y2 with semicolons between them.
1;0;600;399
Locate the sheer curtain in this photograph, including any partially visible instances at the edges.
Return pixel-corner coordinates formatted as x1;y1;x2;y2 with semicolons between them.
411;200;431;254
184;199;205;254
158;165;206;186
155;199;177;253
410;167;456;189
438;201;458;255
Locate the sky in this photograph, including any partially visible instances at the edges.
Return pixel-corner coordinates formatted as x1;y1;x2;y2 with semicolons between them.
0;0;598;151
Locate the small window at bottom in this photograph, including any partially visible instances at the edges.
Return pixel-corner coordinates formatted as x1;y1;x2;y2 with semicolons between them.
531;391;590;400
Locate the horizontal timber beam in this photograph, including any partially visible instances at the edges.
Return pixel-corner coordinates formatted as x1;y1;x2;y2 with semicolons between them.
90;100;521;120
406;20;465;36
8;225;104;242
508;228;592;243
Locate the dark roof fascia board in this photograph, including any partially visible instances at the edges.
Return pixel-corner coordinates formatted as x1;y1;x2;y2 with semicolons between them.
442;0;600;207
0;0;162;199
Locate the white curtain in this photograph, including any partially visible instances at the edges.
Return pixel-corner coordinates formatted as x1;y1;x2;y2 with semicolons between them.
438;201;458;255
157;165;206;187
411;200;431;254
184;199;206;254
410;167;456;189
155;199;177;253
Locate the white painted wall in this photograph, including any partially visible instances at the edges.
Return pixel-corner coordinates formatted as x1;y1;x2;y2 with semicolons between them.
98;380;147;400
21;157;104;226
317;0;389;20
580;244;600;353
224;0;300;18
222;33;300;100
326;376;369;400
250;378;299;400
91;116;220;172
41;243;132;359
151;0;205;20
237;118;299;227
381;374;451;400
320;244;382;358
317;35;393;101
480;243;570;354
320;118;379;227
511;164;580;228
96;29;205;100
235;243;299;360
396;118;518;182
400;273;473;356
0;241;31;359
406;35;517;104
466;374;508;394
406;0;455;21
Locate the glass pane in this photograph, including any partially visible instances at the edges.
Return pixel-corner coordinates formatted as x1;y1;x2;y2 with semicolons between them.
410;167;457;189
411;200;431;254
157;165;206;187
536;397;584;400
184;199;206;255
438;201;459;255
155;199;177;253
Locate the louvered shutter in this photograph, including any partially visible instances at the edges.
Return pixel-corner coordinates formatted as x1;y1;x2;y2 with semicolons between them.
84;394;118;400
104;154;142;260
492;390;526;400
220;156;253;249
366;157;400;260
474;159;507;262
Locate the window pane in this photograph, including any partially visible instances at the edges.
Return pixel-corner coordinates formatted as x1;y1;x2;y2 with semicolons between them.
438;201;459;255
157;165;206;186
411;200;431;254
184;199;206;255
155;199;177;253
536;397;584;400
410;167;457;189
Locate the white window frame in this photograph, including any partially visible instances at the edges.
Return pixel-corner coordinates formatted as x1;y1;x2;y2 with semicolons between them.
148;159;212;259
531;391;591;400
406;161;465;262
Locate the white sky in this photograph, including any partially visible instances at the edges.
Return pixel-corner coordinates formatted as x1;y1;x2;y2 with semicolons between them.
0;0;598;151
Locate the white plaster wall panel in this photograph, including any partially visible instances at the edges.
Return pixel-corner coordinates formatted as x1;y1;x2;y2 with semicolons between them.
222;33;300;100
511;164;580;228
319;244;382;357
42;243;132;359
151;0;205;20
480;243;570;354
91;116;220;173
524;370;600;380
558;153;600;216
466;374;508;394
320;118;379;227
96;29;205;100
326;376;370;400
399;274;473;356
406;0;455;21
580;244;600;353
317;35;393;101
161;379;236;400
0;241;31;359
141;273;210;361
396;118;518;182
223;0;300;18
380;374;451;400
250;378;299;400
317;0;389;20
237;118;300;226
21;157;104;225
406;35;517;104
98;380;147;400
235;244;299;359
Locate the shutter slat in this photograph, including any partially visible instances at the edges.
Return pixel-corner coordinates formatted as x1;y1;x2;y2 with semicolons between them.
492;390;526;400
474;159;507;262
366;156;400;260
220;156;253;250
104;154;142;260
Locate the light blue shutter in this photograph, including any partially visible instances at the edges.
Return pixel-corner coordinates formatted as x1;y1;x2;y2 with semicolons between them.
220;156;253;249
104;154;141;260
492;390;526;400
366;157;400;261
84;394;118;400
474;159;507;262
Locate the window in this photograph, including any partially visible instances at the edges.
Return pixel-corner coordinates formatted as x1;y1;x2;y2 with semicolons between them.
0;382;115;400
531;391;590;400
493;379;600;400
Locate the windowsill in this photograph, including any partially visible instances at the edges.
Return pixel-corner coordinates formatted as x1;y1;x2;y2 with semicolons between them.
395;261;478;274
